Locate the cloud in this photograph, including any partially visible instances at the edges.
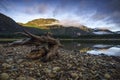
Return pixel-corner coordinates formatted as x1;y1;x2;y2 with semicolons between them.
0;0;9;11
24;3;50;14
0;0;120;31
57;19;82;27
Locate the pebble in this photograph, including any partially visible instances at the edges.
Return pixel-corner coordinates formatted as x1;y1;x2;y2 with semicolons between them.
70;72;78;78
16;76;26;80
2;63;11;68
0;44;119;80
20;64;24;67
0;73;9;80
48;73;56;78
104;73;111;79
53;67;61;73
17;59;24;63
27;77;36;80
17;76;36;80
44;68;52;73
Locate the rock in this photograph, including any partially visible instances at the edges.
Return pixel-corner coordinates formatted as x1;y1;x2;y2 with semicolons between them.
17;76;26;80
6;58;13;63
48;73;56;78
29;68;35;71
17;59;24;63
19;64;24;67
0;73;9;80
36;72;41;77
17;76;36;80
2;63;11;68
39;64;42;67
27;77;36;80
70;72;78;78
53;67;61;73
44;68;52;73
67;64;72;68
104;73;111;79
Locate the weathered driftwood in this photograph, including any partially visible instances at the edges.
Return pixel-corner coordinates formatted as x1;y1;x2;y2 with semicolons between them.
10;29;62;61
26;46;48;59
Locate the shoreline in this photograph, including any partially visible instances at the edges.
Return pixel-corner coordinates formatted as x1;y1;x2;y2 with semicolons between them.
0;44;120;80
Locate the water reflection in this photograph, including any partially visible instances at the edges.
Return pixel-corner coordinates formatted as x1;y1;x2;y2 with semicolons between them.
62;41;120;56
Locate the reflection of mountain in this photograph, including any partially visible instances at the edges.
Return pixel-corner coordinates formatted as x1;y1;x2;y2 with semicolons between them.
62;41;120;56
62;41;93;52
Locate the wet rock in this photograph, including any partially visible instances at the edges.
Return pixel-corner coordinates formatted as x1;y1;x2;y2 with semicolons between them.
0;73;9;80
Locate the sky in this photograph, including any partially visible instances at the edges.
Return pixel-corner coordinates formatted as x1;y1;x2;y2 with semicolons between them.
0;0;120;31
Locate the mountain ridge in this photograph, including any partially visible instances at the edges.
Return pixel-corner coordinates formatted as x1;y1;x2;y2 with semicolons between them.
0;13;117;38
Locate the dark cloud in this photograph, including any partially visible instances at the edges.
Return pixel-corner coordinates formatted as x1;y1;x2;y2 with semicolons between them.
91;0;120;26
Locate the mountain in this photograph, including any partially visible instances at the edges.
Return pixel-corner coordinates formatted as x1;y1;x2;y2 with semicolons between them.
0;13;92;37
0;13;116;38
92;28;115;35
0;13;23;33
19;18;92;31
116;31;120;34
0;13;45;34
19;18;59;29
48;25;93;37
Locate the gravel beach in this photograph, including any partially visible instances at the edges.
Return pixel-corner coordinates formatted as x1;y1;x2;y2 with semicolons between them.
0;44;120;80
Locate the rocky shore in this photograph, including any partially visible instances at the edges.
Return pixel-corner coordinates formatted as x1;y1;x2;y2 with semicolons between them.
0;44;120;80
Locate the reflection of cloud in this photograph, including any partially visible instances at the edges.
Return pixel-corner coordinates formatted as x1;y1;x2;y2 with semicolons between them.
87;47;120;56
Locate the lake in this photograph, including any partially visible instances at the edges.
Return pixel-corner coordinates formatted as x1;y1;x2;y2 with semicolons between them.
0;39;120;56
61;41;120;56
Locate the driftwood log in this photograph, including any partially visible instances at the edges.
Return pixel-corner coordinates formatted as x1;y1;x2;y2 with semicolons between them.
9;30;62;61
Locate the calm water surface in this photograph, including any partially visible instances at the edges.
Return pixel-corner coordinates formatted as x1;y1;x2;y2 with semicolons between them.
61;41;120;56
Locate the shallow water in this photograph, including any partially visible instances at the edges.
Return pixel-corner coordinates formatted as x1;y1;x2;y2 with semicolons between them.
62;41;120;56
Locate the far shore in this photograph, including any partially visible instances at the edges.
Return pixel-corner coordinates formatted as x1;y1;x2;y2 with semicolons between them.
0;38;120;44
